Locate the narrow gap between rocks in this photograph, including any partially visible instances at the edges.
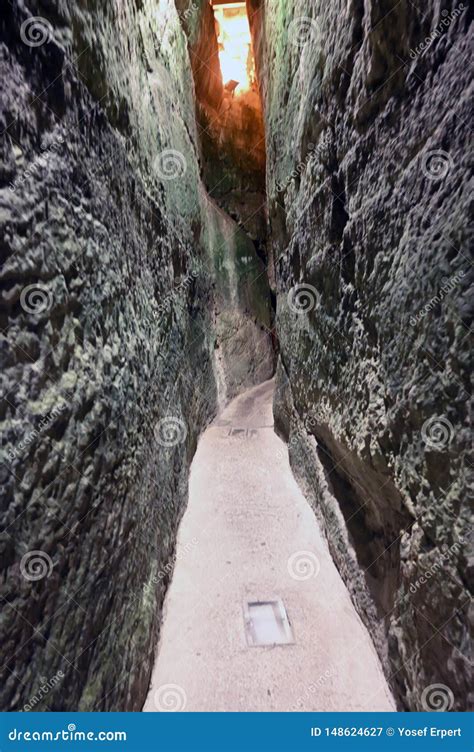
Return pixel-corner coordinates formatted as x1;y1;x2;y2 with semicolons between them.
1;0;469;718
143;0;394;713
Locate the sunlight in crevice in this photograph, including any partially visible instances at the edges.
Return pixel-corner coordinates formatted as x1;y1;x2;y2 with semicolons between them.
213;1;256;94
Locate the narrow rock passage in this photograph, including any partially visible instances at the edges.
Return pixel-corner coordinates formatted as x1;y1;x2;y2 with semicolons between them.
144;380;395;712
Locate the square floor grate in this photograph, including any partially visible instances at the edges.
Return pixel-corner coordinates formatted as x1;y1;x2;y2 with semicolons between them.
243;599;294;647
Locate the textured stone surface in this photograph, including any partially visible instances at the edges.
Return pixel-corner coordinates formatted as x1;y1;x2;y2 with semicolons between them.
180;0;274;400
200;193;273;403
1;0;471;715
0;0;271;711
183;0;268;259
250;0;472;710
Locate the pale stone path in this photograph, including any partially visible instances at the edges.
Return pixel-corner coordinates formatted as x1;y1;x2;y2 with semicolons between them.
143;380;395;712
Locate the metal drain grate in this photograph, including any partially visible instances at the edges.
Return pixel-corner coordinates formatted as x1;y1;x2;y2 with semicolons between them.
227;428;258;439
243;599;294;647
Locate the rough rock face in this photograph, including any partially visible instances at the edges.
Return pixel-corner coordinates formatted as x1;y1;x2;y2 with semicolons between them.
197;93;273;397
249;0;472;710
198;89;267;248
0;0;271;711
200;192;273;404
180;0;274;401
181;0;268;252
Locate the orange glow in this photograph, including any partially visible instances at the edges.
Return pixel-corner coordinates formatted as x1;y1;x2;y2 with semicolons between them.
213;2;255;94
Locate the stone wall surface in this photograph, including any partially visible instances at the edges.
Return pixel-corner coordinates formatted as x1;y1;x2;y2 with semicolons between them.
0;0;271;711
179;0;274;401
181;0;269;261
1;0;471;715
249;0;472;710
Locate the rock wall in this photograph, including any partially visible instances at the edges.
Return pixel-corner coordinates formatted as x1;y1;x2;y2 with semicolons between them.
0;0;271;711
180;0;268;251
179;0;274;401
249;0;472;710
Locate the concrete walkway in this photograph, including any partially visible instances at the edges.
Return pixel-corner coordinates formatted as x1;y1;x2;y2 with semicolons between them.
143;380;395;712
